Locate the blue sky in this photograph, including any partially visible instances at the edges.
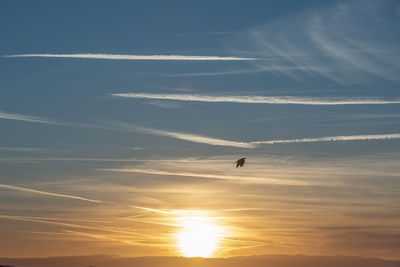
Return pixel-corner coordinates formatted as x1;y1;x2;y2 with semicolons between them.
0;0;400;259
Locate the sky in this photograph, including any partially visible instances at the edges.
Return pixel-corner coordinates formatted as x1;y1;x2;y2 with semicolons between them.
0;0;400;260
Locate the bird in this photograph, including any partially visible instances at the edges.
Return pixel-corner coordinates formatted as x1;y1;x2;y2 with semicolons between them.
235;157;246;168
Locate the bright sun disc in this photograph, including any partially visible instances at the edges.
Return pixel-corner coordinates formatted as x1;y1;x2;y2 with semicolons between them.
177;217;219;257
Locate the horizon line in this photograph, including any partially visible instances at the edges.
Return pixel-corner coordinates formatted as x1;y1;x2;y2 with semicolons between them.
1;253;399;261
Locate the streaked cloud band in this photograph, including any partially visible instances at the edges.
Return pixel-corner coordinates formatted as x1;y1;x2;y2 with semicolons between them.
113;123;255;148
4;53;257;61
251;133;400;145
0;184;102;203
112;93;400;105
0;111;57;124
2;111;399;148
0;111;252;148
99;168;308;185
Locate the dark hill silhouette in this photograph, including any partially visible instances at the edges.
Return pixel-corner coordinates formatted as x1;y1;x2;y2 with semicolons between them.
1;254;400;267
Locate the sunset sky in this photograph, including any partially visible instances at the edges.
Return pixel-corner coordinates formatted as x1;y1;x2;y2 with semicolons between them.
1;0;400;260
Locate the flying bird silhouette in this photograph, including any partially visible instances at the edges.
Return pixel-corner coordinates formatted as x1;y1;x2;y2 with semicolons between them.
235;158;246;168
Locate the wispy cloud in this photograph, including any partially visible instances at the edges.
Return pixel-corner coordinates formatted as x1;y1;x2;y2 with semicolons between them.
1;110;400;148
251;133;400;145
130;206;208;216
99;168;309;185
131;206;265;216
0;110;251;148
0;110;89;129
0;184;102;203
0;110;110;130
61;230;169;247
112;93;400;105
228;0;400;83
0;215;160;240
112;123;255;148
163;66;329;77
0;110;58;124
0;147;46;153
4;53;257;61
147;100;183;109
0;157;148;163
163;68;264;77
176;31;242;37
0;215;103;230
0;146;73;154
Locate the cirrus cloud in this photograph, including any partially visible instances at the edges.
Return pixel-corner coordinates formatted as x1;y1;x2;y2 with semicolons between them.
111;93;400;105
4;53;258;61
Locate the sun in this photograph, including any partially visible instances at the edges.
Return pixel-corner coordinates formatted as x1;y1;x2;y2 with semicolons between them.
176;216;220;257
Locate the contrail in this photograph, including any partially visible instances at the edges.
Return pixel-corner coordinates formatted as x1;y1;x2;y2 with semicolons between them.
111;93;400;105
3;111;399;148
0;110;57;124
4;53;257;61
0;184;102;203
99;168;309;185
251;133;400;145
0;110;253;148
112;123;256;148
